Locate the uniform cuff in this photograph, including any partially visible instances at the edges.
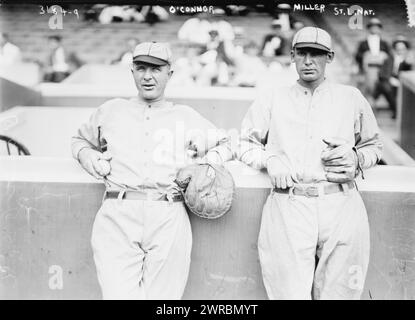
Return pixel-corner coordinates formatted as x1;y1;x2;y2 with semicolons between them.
263;151;278;169
209;145;233;163
72;141;93;161
353;147;365;179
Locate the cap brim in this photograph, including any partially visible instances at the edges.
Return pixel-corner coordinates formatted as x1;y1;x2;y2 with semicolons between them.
133;55;168;66
294;43;331;52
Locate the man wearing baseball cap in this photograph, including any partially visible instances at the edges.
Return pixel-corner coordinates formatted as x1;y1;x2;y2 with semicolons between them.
238;27;382;299
71;41;232;299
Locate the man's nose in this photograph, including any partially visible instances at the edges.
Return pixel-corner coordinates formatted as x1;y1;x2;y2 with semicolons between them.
143;68;152;79
304;54;312;65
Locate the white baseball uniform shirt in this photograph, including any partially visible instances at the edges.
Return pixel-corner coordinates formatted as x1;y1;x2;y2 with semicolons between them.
71;97;233;193
238;79;383;182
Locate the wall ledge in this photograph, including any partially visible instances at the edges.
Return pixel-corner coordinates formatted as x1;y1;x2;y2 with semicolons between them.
1;157;415;193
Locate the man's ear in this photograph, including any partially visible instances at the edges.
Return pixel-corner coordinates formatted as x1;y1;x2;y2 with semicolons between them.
168;69;174;78
290;50;295;63
326;51;334;64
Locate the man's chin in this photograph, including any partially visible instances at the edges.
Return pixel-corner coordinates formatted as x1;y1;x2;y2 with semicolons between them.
300;75;318;82
141;92;158;100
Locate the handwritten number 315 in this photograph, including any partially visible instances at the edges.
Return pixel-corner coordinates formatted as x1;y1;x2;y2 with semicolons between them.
39;6;79;30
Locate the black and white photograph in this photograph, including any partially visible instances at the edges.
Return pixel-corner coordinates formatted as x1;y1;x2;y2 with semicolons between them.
0;0;414;306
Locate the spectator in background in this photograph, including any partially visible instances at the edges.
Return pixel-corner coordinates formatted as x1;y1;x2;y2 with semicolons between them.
178;13;235;47
141;6;169;25
390;36;414;74
207;14;235;42
84;4;108;23
112;38;139;66
355;18;391;104
98;6;144;24
231;41;267;87
178;14;236;85
199;28;235;86
99;6;129;24
375;36;414;119
0;33;22;66
170;43;204;86
177;13;212;45
223;5;250;16
231;26;246;55
43;35;83;82
285;20;306;58
292;21;305;33
274;3;292;32
261;20;287;57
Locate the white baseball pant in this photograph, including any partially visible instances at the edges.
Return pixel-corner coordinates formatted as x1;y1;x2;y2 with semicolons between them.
91;199;192;300
258;185;370;300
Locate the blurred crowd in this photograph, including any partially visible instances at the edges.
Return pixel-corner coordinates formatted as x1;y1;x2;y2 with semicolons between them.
0;32;83;83
0;5;413;118
0;3;302;86
354;18;414;119
170;6;304;88
84;5;169;25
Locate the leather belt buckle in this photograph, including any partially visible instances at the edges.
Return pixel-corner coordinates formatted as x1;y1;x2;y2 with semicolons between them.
104;190;183;202
172;193;183;202
303;186;319;197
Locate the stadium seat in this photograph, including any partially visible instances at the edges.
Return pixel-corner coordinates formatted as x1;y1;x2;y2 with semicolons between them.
0;135;31;155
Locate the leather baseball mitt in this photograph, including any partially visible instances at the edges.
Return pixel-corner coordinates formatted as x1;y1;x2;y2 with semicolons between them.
174;163;235;219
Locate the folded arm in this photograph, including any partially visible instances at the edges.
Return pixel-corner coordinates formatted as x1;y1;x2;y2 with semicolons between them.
237;91;276;169
354;90;383;173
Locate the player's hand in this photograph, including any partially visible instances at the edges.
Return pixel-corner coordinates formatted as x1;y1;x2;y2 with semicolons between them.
321;137;358;183
78;148;112;179
186;139;199;158
389;77;400;87
200;151;223;165
266;156;298;189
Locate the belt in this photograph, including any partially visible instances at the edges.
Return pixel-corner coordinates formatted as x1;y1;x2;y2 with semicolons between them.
274;181;355;197
104;190;183;202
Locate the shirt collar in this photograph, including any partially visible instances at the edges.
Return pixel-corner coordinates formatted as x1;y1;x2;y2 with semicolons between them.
294;78;329;95
130;97;173;109
367;34;380;41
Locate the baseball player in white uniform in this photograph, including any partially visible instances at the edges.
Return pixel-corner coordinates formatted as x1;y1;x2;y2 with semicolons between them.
71;42;232;299
238;27;383;299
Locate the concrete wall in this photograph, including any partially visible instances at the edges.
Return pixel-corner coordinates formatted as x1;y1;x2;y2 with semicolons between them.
0;77;41;113
39;84;256;129
1;106;411;165
398;71;415;159
0;107;94;157
0;157;414;300
0;105;252;158
0;63;41;88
